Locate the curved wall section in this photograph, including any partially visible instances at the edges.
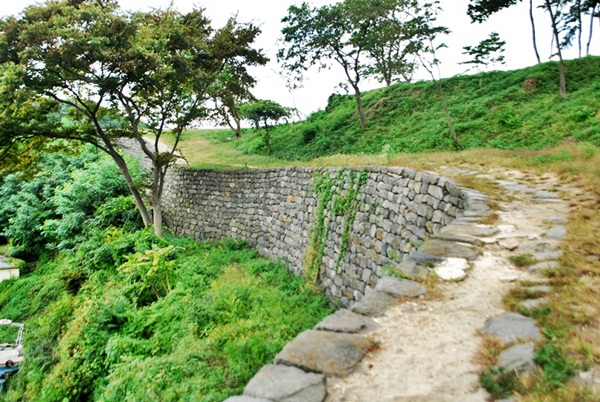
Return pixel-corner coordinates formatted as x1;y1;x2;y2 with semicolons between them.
162;166;468;305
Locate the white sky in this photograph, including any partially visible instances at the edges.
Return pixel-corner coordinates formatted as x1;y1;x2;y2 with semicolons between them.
2;0;598;118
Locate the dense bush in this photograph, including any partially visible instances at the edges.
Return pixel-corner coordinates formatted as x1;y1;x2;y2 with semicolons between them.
0;234;331;401
0;147;144;260
0;149;332;401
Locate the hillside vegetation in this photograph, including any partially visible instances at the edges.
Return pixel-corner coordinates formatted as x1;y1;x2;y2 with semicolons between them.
231;57;600;160
0;149;331;401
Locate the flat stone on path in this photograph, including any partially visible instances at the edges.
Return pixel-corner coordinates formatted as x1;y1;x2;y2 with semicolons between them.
482;313;541;345
389;260;429;279
244;365;326;402
544;225;567;240
434;222;499;246
499;239;520;251
315;309;378;334
410;239;478;263
439;224;500;238
350;287;397;317
533;250;563;261
495;342;536;374
534;190;561;202
375;276;427;298
275;330;371;376
521;298;549;310
526;285;553;294
434;258;470;281
528;261;559;273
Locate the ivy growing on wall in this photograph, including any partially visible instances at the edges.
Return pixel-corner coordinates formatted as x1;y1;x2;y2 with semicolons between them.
304;169;369;284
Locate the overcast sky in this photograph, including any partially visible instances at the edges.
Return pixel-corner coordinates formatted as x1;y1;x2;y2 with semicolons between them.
2;0;598;118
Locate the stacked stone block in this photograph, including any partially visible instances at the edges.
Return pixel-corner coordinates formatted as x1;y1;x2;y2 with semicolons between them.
162;166;467;306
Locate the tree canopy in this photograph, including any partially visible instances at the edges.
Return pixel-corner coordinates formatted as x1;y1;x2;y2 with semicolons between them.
0;0;266;236
241;99;291;155
278;0;442;130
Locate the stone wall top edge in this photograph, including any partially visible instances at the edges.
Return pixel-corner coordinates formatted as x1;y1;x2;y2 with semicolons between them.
171;165;433;177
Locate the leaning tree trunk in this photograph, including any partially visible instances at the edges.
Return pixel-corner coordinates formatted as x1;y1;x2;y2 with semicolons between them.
110;150;152;227
151;162;164;238
546;0;568;98
530;0;542;63
436;81;461;150
352;84;367;130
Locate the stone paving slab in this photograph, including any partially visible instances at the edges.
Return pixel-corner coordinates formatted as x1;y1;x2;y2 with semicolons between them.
495;342;536;374
375;276;427;298
410;239;478;263
275;330;371;376
315;309;378;334
350;287;397;317
244;365;326;402
439;224;500;238
482;313;541;345
521;298;549;309
528;260;559;273
544;225;567;240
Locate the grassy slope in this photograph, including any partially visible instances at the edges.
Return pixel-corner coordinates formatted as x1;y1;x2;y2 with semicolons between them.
229;56;600;160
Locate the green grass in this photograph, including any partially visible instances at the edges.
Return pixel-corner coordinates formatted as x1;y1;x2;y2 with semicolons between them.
0;235;332;401
194;57;600;163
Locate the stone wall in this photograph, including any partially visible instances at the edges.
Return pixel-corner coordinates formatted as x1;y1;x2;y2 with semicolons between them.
162;166;470;306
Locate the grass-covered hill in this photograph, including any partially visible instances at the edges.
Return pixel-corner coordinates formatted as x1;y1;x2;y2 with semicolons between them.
234;56;600;160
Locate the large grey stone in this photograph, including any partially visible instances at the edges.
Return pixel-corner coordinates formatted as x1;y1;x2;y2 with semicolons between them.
534;190;560;201
431;232;484;246
521;298;549;310
482;313;541;345
544;225;567;240
315;309;378;334
275;330;371;376
434;258;470;281
495;342;536;374
533;250;563;261
528;260;559;273
389;260;429;279
518;241;558;255
410;239;478;263
350;287;397;317
501;183;535;193
375;276;427;298
439;224;499;238
225;397;272;402
526;285;553;294
244;365;325;402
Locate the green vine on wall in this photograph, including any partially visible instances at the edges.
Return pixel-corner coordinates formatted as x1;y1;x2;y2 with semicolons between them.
304;169;368;284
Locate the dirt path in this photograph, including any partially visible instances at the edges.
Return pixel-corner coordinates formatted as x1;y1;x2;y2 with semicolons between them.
326;168;571;402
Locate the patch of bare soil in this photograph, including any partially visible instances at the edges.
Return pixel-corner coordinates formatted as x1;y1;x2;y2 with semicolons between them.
326;169;571;402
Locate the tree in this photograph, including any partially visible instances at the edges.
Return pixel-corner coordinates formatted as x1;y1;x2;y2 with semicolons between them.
460;32;507;71
468;0;541;64
0;0;266;237
467;0;569;98
279;0;436;130
416;2;460;149
207;18;268;138
544;0;568;98
279;2;370;130
346;0;430;86
240;100;291;155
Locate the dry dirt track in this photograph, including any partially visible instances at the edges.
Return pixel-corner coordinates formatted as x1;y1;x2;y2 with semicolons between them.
326;169;570;402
